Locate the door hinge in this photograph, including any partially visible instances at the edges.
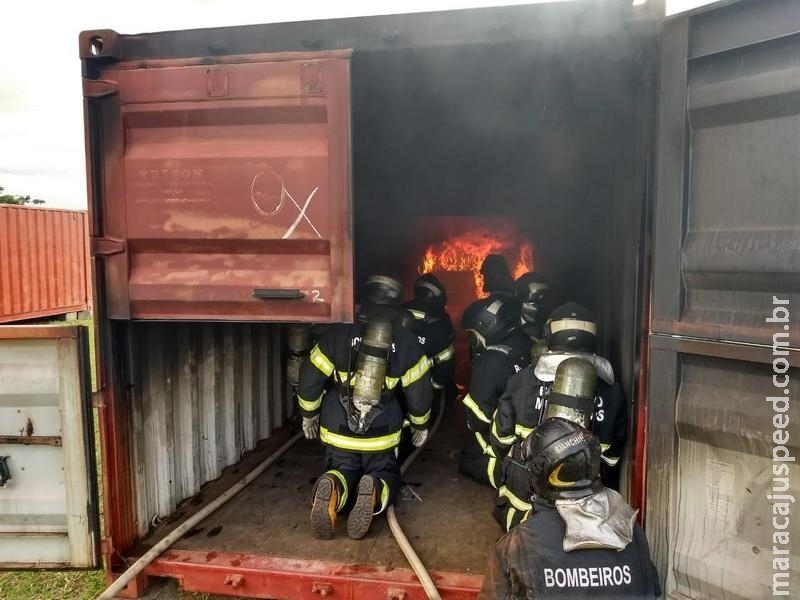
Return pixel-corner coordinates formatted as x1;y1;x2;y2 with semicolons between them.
82;79;119;99
91;237;126;258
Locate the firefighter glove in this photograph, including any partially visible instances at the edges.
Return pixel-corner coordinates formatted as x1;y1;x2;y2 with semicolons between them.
412;428;429;447
302;415;320;440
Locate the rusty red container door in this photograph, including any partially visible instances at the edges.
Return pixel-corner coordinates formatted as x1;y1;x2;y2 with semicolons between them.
86;50;353;322
0;206;89;323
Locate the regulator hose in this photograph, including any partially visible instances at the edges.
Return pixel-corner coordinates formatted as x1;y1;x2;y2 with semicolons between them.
95;432;304;600
387;389;447;600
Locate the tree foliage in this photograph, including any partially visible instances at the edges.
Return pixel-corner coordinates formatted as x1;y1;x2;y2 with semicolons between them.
0;186;45;205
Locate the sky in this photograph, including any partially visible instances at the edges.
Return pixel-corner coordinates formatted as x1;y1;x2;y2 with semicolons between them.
0;0;712;210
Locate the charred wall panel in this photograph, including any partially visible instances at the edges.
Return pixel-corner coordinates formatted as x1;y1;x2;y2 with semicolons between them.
127;322;286;535
0;206;89;323
351;38;653;331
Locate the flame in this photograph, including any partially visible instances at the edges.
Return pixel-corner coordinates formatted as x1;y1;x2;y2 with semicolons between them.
513;241;534;281
420;229;534;298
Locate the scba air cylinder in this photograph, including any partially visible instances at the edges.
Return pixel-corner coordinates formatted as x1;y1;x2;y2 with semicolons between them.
544;357;597;429
351;318;393;432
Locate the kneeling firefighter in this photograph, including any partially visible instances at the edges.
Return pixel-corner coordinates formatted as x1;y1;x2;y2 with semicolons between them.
479;417;661;599
297;275;433;540
535;302;628;489
459;296;531;488
402;274;456;395
490;357;597;532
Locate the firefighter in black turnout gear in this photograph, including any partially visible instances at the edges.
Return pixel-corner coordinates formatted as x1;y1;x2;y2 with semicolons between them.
479;418;661;599
489;303;627;531
514;272;551;342
535;302;628;489
480;254;516;300
298;275;433;540
459;297;531;488
490;357;598;532
402;274;456;394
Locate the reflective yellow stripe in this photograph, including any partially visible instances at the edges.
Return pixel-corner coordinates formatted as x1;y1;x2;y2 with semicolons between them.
434;345;455;363
409;409;430;426
506;507;516;532
515;424;534;439
326;469;348;511
499;485;533;511
401;355;430;387
337;370;351;383
320;427;401;452
298;393;323;413
474;432;496;457
310;346;334;377
376;478;390;514
487;456;498;489
462;394;491;423
549;318;597;335
492;420;516;446
409;309;425;319
599;443;620;465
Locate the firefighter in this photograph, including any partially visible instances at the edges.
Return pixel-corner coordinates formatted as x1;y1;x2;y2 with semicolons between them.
513;272;551;342
402;274;456;395
489;303;627;527
535;302;628;489
479;417;661;599
298;275;433;540
490;357;597;532
459;296;531;488
472;255;517;366
480;254;515;299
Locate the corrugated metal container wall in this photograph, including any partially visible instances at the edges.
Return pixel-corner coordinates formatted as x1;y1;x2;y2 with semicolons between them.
119;321;289;535
0;205;90;323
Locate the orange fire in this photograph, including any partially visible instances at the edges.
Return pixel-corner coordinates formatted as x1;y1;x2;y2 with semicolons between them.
420;230;534;298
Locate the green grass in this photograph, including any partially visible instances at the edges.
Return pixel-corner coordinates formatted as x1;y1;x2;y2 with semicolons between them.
0;570;107;600
0;317;106;600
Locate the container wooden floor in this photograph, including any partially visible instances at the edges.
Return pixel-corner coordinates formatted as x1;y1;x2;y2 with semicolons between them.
168;400;501;576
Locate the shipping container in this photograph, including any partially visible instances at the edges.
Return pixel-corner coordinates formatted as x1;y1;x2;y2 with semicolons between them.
0;205;91;323
0;0;798;598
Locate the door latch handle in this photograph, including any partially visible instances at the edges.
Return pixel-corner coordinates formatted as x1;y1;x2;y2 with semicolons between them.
252;288;306;300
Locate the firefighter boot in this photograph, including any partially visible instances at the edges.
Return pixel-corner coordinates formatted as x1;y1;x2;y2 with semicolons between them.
310;474;339;539
347;475;378;540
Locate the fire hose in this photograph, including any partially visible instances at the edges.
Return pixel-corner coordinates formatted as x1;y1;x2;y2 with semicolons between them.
387;389;447;600
95;432;305;600
96;392;446;600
